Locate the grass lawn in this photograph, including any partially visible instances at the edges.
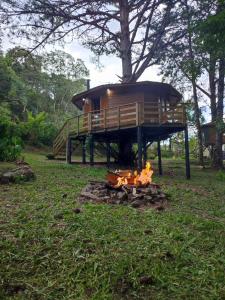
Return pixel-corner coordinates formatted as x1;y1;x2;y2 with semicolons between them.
0;152;225;299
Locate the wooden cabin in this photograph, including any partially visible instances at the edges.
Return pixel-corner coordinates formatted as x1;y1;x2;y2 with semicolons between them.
53;81;190;178
71;81;184;130
201;122;225;146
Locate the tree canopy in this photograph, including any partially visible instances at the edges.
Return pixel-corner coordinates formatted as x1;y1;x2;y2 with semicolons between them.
0;0;184;82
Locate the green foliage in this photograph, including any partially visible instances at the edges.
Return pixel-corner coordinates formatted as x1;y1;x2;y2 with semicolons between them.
21;112;57;146
216;170;225;181
196;2;225;57
161;149;174;158
0;47;89;153
0;107;22;161
189;136;199;159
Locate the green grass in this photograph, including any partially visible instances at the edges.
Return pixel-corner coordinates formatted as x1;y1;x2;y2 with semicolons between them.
0;153;225;299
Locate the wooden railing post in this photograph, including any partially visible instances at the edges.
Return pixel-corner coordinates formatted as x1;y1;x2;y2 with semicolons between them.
136;102;139;126
183;104;186;124
172;108;175;123
88;112;92;132
117;107;120;128
158;100;162;124
66;121;69;140
104;109;106;129
77;115;80;135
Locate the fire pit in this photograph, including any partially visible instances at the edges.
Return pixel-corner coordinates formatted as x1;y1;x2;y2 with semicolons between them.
79;162;168;209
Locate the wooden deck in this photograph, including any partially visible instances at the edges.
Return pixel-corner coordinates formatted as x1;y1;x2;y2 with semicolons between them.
53;102;186;155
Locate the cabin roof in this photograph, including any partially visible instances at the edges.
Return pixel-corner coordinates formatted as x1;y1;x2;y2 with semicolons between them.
201;121;225;128
72;81;182;109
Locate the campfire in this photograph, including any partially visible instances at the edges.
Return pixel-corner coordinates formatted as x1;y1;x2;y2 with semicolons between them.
79;162;168;209
107;162;154;188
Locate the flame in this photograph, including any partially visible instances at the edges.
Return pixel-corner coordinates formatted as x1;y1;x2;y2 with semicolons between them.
135;162;153;186
113;162;153;188
115;176;128;188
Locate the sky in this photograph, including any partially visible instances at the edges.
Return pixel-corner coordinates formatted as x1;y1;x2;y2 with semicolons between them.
2;36;161;88
64;41;161;87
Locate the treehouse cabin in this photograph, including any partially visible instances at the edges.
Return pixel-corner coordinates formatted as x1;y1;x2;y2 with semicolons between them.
201;122;225;147
53;81;190;178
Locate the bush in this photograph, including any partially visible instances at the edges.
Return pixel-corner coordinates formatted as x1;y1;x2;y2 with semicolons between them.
21;111;57;146
0;107;23;161
161;149;174;158
216;170;225;181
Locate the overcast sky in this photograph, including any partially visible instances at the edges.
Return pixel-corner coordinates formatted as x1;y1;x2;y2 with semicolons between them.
2;36;161;88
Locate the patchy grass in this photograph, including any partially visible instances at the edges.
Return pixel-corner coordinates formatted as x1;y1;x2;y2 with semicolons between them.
0;152;225;300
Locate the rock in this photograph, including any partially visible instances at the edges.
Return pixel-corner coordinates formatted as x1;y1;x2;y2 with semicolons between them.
73;208;82;214
117;191;127;201
0;165;35;184
15;159;29;166
144;229;152;235
102;196;110;202
54;212;64;220
131;200;142;208
139;276;154;285
144;196;153;203
78;181;168;209
132;194;144;200
82;184;92;193
155;205;165;211
80;191;99;201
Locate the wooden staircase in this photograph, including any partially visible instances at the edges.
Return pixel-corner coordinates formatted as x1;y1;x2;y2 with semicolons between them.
53;118;76;156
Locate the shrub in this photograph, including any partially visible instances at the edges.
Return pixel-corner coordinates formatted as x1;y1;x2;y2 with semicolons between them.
0;107;23;161
216;170;225;181
21;111;57;146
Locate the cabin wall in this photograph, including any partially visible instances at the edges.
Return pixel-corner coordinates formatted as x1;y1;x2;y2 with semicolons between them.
202;126;225;145
105;91;144;108
83;98;92;113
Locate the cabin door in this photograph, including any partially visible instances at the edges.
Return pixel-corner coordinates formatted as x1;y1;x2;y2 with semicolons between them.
92;97;100;112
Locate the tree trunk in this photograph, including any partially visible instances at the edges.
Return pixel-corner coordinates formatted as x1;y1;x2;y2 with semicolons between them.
209;55;217;122
213;57;225;169
192;80;204;166
185;0;204;166
116;0;134;165
119;0;132;83
118;140;135;166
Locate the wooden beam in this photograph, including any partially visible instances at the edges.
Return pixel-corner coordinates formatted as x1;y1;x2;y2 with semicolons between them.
82;138;86;164
66;137;72;164
143;137;147;165
184;126;191;179
106;140;111;168
137;126;143;172
157;139;162;175
89;135;94;166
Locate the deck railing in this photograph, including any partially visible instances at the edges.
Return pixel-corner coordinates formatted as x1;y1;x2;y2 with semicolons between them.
53;102;186;155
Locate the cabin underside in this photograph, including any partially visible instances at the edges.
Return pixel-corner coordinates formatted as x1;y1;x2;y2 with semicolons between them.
63;123;190;179
69;124;185;145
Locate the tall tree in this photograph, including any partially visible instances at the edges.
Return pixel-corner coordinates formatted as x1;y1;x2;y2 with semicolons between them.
160;0;225;168
197;0;225;168
159;0;207;165
0;0;184;83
